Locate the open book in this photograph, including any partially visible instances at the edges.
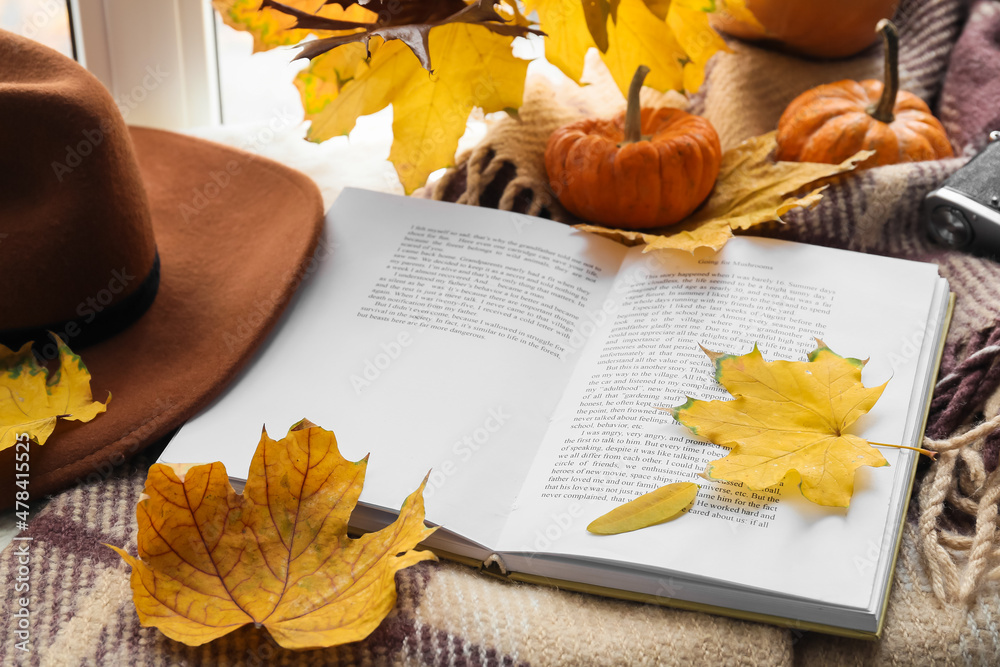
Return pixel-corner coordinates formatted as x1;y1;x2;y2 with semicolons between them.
160;188;951;638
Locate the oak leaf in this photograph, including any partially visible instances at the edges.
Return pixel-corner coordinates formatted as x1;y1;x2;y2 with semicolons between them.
588;482;699;534
109;420;437;649
577;132;874;253
0;335;109;452
666;342;889;507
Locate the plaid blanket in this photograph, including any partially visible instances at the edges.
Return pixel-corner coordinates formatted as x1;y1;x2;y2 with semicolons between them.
4;0;1000;664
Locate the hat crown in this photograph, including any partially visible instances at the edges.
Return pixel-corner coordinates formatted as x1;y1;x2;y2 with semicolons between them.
0;30;157;347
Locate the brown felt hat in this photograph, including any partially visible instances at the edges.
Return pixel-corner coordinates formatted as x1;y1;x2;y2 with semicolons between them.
0;30;325;507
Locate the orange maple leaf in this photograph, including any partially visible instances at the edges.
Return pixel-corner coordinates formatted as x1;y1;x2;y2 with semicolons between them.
109;420;436;649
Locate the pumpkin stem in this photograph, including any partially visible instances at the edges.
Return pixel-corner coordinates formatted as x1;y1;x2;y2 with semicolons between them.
871;19;899;124
623;65;650;144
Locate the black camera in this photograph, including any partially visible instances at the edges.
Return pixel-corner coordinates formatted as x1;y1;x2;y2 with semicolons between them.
925;131;1000;256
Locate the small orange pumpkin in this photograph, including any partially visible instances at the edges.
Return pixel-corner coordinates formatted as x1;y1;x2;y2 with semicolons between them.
775;20;953;168
545;66;721;229
710;0;899;60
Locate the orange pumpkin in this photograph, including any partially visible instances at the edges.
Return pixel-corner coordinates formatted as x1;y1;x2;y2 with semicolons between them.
775;20;953;168
545;66;721;229
710;0;899;59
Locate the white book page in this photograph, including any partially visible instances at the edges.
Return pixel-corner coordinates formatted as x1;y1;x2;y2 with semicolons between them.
160;189;628;548
498;237;941;610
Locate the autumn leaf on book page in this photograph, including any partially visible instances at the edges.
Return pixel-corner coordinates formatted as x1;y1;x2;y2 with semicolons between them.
666;342;889;508
109;420;436;649
588;482;700;535
0;335;109;452
576;132;874;253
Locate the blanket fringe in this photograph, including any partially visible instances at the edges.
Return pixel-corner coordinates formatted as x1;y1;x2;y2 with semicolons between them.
922;412;1000;603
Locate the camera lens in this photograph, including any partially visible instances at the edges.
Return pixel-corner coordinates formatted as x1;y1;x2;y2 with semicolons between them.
929;206;973;248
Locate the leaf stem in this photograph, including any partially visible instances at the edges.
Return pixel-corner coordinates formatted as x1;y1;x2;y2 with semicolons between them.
870;441;938;460
870;20;899;124
623;65;650;144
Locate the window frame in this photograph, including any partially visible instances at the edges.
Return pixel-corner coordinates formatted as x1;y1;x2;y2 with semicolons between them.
69;0;221;129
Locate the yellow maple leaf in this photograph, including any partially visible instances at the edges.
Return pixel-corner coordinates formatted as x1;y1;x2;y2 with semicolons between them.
0;336;109;452
576;132;874;253
298;26;529;193
527;0;684;93
294;42;371;116
666;342;890;508
109;420;437;649
526;0;752;95
667;1;729;92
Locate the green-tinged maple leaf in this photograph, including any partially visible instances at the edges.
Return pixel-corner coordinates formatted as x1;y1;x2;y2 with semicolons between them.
666;341;890;508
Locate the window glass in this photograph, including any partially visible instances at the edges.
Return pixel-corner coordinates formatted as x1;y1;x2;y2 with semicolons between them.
214;12;307;126
0;0;73;58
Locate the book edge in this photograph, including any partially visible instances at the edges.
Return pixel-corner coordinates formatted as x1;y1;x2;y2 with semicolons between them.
871;289;955;639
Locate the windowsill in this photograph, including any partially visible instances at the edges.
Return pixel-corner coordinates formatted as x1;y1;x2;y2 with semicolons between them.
183;108;489;210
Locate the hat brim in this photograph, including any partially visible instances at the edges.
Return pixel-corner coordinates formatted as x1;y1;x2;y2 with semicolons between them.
2;127;324;504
